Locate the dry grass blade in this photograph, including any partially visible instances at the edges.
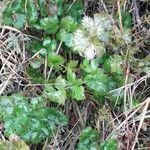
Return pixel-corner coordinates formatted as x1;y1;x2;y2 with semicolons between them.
0;27;30;95
131;97;150;150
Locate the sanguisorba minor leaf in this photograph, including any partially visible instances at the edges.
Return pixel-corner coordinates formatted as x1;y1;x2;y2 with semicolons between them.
2;0;26;28
121;9;132;29
67;69;85;100
60;16;78;32
43;84;66;105
57;29;73;47
13;13;26;29
0;94;68;144
71;85;85;101
40;16;59;34
47;53;64;69
42;37;57;53
77;127;99;150
27;0;38;23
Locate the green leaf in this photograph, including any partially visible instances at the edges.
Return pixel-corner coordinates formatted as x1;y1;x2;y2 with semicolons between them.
27;66;45;84
43;37;57;53
121;9;132;29
67;60;78;70
84;69;109;97
102;55;111;73
47;53;64;69
43;37;51;47
65;0;84;22
67;69;85;100
0;94;68;143
57;29;73;47
2;0;26;28
60;16;78;32
67;68;76;82
100;138;118;150
27;0;38;23
110;55;123;74
77;127;99;150
29;40;44;55
44;84;66;105
81;59;99;73
55;76;66;90
13;13;26;29
77;127;118;150
71;85;85;100
40;16;59;34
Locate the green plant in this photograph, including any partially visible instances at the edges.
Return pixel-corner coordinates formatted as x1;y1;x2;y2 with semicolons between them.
0;94;68;144
1;1;149;148
77;127;118;150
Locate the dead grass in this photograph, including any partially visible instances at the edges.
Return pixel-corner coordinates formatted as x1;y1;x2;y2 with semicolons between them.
0;26;30;95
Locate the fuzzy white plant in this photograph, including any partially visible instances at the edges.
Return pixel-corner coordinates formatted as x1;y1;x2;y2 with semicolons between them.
72;13;131;60
73;14;113;59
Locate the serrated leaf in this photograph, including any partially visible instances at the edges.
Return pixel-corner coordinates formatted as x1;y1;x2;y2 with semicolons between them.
71;85;85;100
44;85;66;105
55;76;66;89
121;9;132;29
67;60;78;70
27;0;38;23
0;94;68;143
29;40;44;55
110;55;123;74
43;37;57;53
40;16;59;34
67;69;85;100
2;0;26;28
43;37;51;47
47;53;64;69
81;59;99;73
100;138;118;150
64;0;84;22
57;29;73;47
27;66;45;84
67;68;76;82
13;13;26;29
77;127;99;150
60;16;78;32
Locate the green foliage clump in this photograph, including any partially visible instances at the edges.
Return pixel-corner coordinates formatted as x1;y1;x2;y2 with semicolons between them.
0;94;68;144
77;127;118;150
43;68;85;105
81;58;124;104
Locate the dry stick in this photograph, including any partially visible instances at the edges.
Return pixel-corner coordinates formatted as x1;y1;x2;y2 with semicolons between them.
117;0;123;34
131;98;150;150
123;65;130;124
66;0;76;13
75;102;84;127
100;0;109;14
30;48;45;60
0;72;14;95
133;0;141;26
47;41;63;81
44;55;47;83
0;25;22;33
